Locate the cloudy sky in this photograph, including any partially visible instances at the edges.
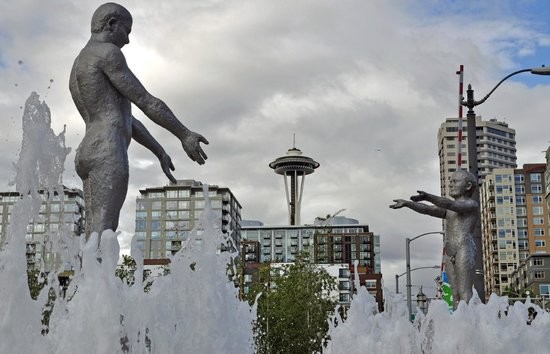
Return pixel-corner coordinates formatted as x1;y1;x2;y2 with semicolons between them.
2;0;550;296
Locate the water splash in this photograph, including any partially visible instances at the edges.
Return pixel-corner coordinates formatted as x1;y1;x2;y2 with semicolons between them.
326;282;550;353
0;91;69;353
0;93;254;353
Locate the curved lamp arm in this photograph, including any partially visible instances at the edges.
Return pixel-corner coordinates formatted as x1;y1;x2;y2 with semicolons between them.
461;66;550;109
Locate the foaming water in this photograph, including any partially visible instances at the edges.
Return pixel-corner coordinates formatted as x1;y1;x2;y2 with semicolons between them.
326;268;550;353
0;93;254;353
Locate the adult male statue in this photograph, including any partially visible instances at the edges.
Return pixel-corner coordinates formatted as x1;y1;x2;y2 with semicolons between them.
70;3;208;240
389;170;479;308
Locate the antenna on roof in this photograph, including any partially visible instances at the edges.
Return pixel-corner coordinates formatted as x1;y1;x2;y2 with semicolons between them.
293;133;296;149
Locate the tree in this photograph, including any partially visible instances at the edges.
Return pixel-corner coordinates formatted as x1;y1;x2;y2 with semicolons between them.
27;268;57;335
115;254;137;286
115;254;158;292
27;268;47;300
253;252;338;354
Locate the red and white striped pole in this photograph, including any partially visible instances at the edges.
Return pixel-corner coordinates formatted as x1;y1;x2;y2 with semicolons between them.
456;64;464;169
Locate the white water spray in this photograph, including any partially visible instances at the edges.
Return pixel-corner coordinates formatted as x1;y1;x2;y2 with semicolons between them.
326;262;550;353
0;93;254;353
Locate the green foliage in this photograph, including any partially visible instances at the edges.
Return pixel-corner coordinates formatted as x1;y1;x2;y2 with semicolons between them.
26;269;57;335
115;254;156;292
253;252;338;354
115;254;137;286
27;268;47;300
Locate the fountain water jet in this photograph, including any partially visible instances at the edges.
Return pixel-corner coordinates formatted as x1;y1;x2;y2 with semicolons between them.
0;92;254;353
326;264;550;353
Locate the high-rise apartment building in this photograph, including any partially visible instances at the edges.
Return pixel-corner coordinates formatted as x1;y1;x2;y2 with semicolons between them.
480;164;549;296
511;254;550;301
135;180;242;262
240;218;383;309
438;117;517;197
0;187;85;272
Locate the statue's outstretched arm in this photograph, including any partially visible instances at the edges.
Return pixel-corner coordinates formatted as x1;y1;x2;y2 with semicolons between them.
390;199;446;219
418;191;478;213
101;45;209;164
132;117;176;183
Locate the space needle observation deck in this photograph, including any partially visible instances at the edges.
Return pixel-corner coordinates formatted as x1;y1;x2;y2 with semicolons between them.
269;145;319;225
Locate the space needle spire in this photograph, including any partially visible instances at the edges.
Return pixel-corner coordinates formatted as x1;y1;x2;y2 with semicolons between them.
269;138;319;225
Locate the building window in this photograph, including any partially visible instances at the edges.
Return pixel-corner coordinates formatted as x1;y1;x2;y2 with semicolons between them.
535;240;546;247
540;284;550;297
135;220;146;231
534;271;545;279
166;190;178;198
516;218;527;227
365;280;377;289
531;184;543;194
178;190;190;198
534;258;544;266
533;217;544;225
151;220;161;231
516;196;526;205
515;174;525;183
534;228;545;237
518;240;528;250
166;210;178;219
533;206;544;216
530;173;542;183
135;232;146;240
533;196;543;204
166;201;178;209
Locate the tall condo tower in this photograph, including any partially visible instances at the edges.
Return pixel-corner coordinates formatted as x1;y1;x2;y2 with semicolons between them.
269;144;319;225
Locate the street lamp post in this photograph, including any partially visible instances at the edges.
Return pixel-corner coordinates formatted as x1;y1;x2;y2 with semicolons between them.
406;231;444;321
395;265;439;293
461;66;550;302
416;286;428;315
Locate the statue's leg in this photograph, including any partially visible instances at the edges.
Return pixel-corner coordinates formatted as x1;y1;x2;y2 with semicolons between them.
84;159;129;241
446;257;460;309
454;248;474;304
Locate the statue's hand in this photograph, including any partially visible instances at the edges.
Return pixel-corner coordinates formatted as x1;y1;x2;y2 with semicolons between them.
390;199;407;209
160;152;177;184
410;190;427;202
181;131;209;165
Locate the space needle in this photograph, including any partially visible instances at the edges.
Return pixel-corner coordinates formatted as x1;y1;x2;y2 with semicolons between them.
269;140;319;225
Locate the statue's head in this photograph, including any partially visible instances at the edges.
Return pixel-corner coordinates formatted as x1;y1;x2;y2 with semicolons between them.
449;169;477;198
91;3;133;47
